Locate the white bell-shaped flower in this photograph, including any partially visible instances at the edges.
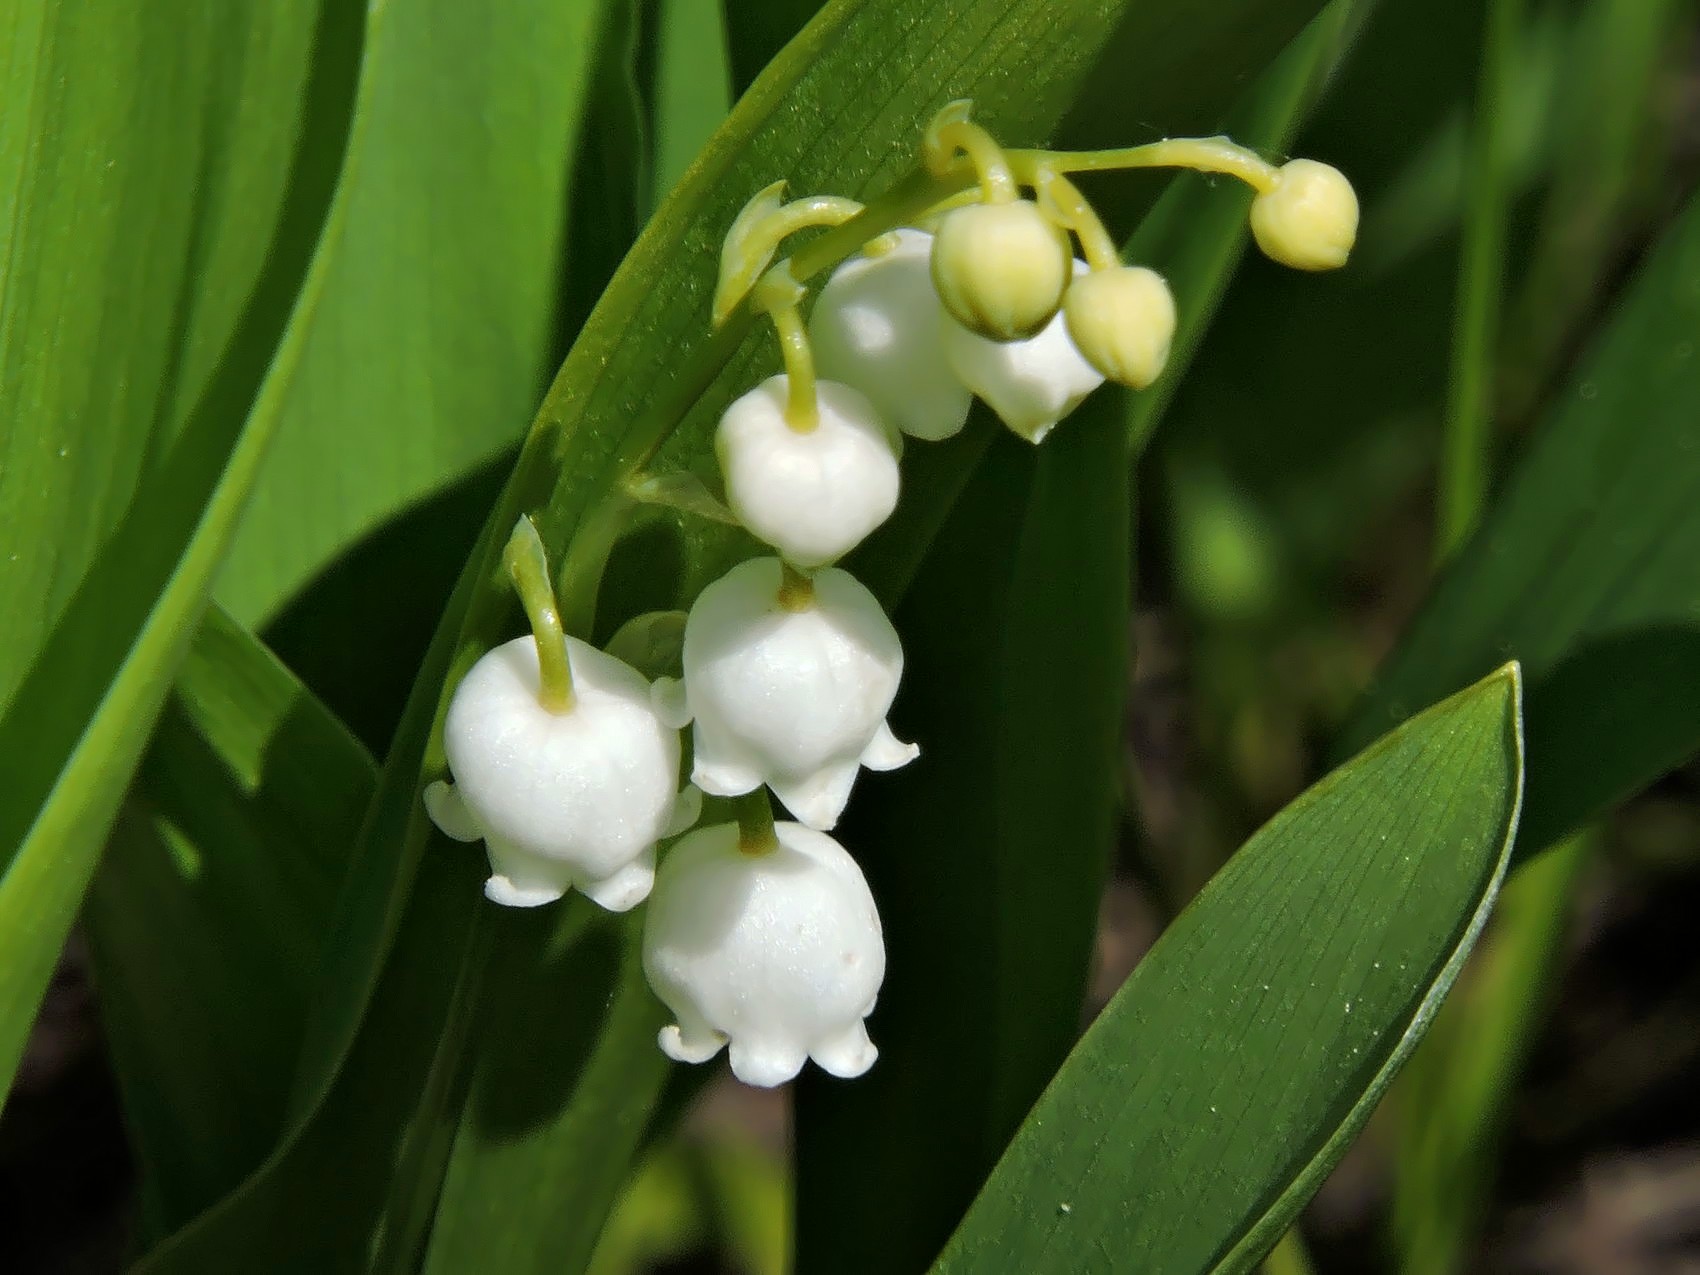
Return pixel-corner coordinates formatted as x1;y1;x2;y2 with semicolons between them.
643;820;884;1087
942;259;1105;443
809;229;973;442
717;374;900;568
658;557;917;830
424;635;698;911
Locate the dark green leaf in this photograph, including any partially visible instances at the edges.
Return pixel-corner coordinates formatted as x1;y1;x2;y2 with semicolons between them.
1340;190;1700;855
87;608;374;1237
933;665;1525;1273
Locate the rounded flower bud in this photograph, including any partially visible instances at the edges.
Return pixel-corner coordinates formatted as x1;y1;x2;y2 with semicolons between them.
942;259;1104;442
810;229;973;442
1249;159;1358;272
643;821;884;1087
1060;265;1177;390
424;636;695;911
717;374;900;568
930;200;1071;341
670;557;917;830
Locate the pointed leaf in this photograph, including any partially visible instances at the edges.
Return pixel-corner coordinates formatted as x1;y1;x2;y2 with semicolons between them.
933;666;1525;1273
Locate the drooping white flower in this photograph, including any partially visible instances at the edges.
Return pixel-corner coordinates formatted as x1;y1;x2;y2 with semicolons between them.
716;374;900;568
655;557;917;830
1249;158;1359;271
424;635;698;911
809;229;973;442
642;820;884;1087
930;199;1071;341
942;259;1105;443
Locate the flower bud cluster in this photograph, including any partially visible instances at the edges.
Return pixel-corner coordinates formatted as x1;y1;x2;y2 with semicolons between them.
423;104;1356;1091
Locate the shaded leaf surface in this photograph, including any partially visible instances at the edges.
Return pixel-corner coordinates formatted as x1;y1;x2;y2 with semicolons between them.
934;667;1525;1273
1341;191;1700;853
87;608;374;1236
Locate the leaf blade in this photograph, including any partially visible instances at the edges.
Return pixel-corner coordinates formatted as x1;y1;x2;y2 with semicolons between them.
933;666;1526;1273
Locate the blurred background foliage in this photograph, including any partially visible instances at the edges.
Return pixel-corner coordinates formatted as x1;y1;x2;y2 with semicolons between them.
2;0;1698;1271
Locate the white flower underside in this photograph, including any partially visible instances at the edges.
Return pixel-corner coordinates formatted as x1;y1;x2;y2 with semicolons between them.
666;557;918;830
642;821;885;1087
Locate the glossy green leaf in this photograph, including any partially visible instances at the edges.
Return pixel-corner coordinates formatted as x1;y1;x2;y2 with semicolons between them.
0;0;335;1093
1341;190;1700;855
140;2;1157;1269
87;607;374;1238
213;0;612;625
933;665;1525;1273
795;14;1350;1270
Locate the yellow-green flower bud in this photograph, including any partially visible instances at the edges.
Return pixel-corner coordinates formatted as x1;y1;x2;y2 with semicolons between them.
930;200;1070;341
1062;266;1176;389
1249;159;1358;272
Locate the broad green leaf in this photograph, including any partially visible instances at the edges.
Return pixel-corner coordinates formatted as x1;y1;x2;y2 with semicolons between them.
87;607;374;1238
1340;190;1700;855
794;14;1352;1270
140;2;1159;1268
213;0;612;625
933;666;1525;1273
0;0;333;1094
649;0;733;205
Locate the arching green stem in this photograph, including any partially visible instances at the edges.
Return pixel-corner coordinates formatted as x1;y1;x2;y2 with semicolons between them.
923;100;1017;203
1014;135;1280;194
503;515;575;713
715;184;865;326
1034;168;1121;272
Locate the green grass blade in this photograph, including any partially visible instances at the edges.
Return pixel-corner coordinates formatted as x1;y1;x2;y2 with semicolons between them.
1341;190;1700;855
933;666;1526;1273
1436;0;1522;559
87;608;375;1239
0;0;337;1095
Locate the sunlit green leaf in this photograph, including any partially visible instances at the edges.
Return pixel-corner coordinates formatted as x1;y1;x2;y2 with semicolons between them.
213;0;612;626
934;666;1525;1273
0;0;335;1093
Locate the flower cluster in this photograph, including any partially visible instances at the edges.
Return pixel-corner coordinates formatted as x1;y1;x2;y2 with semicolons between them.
425;103;1356;1088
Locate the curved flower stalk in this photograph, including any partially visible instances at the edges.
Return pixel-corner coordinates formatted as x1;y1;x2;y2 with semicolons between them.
809;228;973;442
656;556;917;830
643;815;884;1087
425;519;697;910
